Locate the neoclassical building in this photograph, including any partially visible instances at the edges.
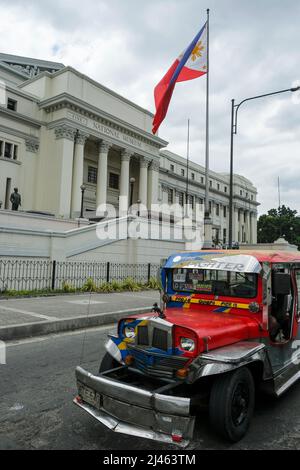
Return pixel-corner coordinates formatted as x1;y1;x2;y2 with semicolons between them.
0;53;258;245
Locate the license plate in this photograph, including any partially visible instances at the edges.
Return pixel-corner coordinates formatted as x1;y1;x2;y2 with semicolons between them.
78;384;101;409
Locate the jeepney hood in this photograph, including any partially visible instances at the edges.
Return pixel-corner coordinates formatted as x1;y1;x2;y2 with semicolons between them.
164;307;261;352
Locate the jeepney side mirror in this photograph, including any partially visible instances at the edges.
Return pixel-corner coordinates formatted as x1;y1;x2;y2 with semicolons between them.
272;272;291;296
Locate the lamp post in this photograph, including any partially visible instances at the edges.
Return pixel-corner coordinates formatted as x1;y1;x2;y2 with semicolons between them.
80;184;86;219
228;85;300;248
129;177;135;208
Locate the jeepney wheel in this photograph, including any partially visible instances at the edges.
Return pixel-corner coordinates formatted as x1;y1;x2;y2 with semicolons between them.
209;367;255;442
99;352;119;373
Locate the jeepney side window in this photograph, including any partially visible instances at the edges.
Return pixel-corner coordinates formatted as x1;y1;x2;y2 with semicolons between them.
295;271;300;320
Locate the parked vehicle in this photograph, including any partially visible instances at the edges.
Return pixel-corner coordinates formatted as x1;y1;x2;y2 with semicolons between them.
74;250;300;446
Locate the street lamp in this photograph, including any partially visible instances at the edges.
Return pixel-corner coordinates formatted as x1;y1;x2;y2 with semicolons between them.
228;85;300;248
80;184;86;219
129;177;135;208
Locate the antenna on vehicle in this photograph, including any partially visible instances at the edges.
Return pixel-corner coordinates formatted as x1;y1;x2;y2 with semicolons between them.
79;289;93;365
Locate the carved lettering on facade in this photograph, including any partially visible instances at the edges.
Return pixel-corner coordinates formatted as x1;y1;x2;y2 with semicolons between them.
67;111;152;153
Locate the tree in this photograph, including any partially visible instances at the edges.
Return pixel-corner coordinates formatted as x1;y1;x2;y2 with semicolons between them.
257;205;300;250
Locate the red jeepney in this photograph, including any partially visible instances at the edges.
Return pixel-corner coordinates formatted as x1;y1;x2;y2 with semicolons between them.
74;250;300;446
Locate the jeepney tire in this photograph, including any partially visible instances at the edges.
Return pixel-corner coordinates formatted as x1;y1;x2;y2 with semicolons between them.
209;367;255;442
99;352;119;373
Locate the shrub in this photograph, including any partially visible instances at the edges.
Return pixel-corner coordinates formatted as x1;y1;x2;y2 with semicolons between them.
146;277;160;290
121;277;142;292
81;277;98;292
98;282;115;293
62;281;76;293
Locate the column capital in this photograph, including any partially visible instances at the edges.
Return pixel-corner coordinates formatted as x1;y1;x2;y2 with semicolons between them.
25;139;39;153
149;159;160;172
98;140;111;154
139;156;151;168
121;149;132;162
76;131;89;145
54;125;77;141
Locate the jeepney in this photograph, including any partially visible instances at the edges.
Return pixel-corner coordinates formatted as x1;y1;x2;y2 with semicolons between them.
74;250;300;446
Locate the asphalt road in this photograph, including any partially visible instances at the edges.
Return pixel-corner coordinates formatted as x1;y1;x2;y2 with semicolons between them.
0;326;300;450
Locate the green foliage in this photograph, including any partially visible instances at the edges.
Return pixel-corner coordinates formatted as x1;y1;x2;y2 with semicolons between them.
258;205;300;249
62;281;76;293
81;277;98;292
98;282;115;293
121;277;142;291
146;277;160;290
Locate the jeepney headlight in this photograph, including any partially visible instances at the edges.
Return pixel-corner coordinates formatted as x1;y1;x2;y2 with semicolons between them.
124;326;136;339
180;337;195;352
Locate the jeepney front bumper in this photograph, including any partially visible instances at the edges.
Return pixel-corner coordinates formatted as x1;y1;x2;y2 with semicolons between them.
74;366;195;447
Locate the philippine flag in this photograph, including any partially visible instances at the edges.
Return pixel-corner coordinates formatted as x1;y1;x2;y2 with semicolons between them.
152;23;207;135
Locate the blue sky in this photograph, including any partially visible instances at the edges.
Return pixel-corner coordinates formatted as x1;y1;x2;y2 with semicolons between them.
0;0;299;214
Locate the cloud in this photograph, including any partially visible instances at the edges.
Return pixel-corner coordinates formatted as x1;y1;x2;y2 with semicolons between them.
0;0;300;215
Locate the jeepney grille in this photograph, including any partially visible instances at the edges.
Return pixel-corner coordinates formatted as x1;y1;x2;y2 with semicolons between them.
128;345;188;379
152;328;168;351
137;326;149;346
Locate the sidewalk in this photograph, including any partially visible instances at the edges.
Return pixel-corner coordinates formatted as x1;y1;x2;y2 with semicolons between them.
0;290;160;341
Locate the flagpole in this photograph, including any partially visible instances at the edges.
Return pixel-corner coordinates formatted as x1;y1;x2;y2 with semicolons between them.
185;118;190;212
203;7;212;248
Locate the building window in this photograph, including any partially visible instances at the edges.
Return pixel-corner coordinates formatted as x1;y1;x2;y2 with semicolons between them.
7;98;17;111
0;140;3;157
13;145;18;160
209;201;212;214
210;180;213;188
191;172;195;180
223;228;227;244
88;166;97;184
188;194;194;208
109;172;119;190
178;192;184;206
170;164;174;172
224;186;227;193
167;188;173;204
4;142;12;159
240;189;243;196
217;183;220;191
223;206;227;218
200;177;204;184
216;204;220;216
181;169;185;177
251;195;254;201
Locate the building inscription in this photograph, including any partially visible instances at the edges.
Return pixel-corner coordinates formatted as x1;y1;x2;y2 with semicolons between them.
67;111;153;153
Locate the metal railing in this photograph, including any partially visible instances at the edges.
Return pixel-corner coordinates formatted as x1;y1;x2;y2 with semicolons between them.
0;258;160;292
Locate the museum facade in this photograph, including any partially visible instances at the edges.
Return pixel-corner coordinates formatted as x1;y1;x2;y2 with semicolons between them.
0;53;258;245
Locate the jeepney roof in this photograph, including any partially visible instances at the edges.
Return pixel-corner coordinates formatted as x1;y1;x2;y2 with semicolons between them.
164;250;300;274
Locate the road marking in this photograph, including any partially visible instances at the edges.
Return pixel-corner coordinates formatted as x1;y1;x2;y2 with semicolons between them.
114;292;159;300
65;300;107;305
6;323;114;347
0;306;58;321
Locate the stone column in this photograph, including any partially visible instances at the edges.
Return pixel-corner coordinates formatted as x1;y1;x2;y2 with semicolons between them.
148;159;160;208
138;157;149;207
71;131;89;217
54;125;77;218
251;212;258;243
119;149;132;214
246;210;251;243
234;207;239;243
96;141;111;209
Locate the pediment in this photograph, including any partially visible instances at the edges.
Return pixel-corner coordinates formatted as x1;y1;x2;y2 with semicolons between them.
0;53;64;79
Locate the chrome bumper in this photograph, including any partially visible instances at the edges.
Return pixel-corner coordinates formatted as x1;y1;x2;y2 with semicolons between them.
74;366;195;447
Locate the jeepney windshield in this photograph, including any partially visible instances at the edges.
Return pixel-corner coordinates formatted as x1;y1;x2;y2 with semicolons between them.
172;268;257;299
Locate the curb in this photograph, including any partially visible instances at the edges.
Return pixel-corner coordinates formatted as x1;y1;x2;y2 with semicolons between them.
0;307;153;342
